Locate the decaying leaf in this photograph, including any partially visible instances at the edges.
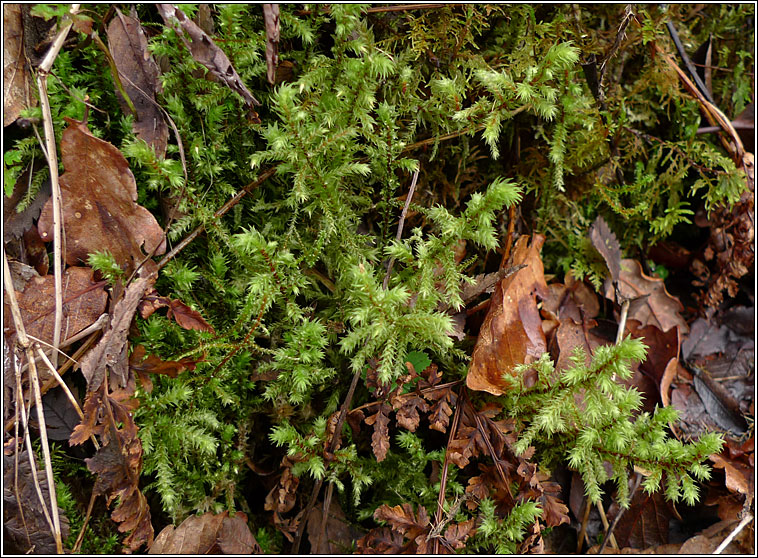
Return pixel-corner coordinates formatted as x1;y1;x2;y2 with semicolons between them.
156;4;261;122
425;384;457;433
263;4;280;85
79;275;155;390
3;451;70;554
467;235;549;396
306;500;364;554
607;490;673;549
3;266;107;351
365;403;392;462
107;8;168;157
3;4;34;127
41;387;81;441
589;215;621;288
603;259;688;334
392;393;428;432
72;380;153;551
265;458;301;542
37;119;166;269
149;511;260;554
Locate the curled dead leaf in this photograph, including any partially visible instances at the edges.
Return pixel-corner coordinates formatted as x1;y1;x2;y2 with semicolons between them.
467;235;549;395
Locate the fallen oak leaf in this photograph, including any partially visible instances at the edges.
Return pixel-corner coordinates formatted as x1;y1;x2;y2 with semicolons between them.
37;118;166;270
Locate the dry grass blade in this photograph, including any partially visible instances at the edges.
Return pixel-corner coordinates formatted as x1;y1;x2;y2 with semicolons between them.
35;4;80;370
3;250;64;553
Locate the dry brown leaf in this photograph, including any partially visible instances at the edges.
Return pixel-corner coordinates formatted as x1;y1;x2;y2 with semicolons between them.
589;215;621;287
167;299;215;333
467;234;549;395
306;500;363;554
263;5;280;85
356;527;405;554
364;403;391;462
373;503;429;541
107;9;168;157
3;266;107;354
710;453;753;499
3;451;70;554
608;489;674;549
129;344;198;393
603;259;688;334
156;4;261;122
37;119;166;269
3;4;34;127
392;393;428;432
79;275;155;391
443;518;476;550
425;384;456;433
150;511;260;554
79;382;153;551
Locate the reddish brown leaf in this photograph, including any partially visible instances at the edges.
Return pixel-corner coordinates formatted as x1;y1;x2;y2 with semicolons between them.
3;266;107;355
130;344;198;392
603;259;688;334
538;477;570;528
138;290;170;319
467;235;549;395
37;119;166;269
263;5;280;85
80;275;155;390
167;298;215;333
365;403;391;462
465;474;490;509
448;425;483;468
107;8;168;157
156;4;261;122
84;388;153;552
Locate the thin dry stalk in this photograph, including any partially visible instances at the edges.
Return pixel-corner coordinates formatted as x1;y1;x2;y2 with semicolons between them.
35;4;80;369
713;513;753;554
73;489;98;554
432;385;464;554
4;250;64;553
